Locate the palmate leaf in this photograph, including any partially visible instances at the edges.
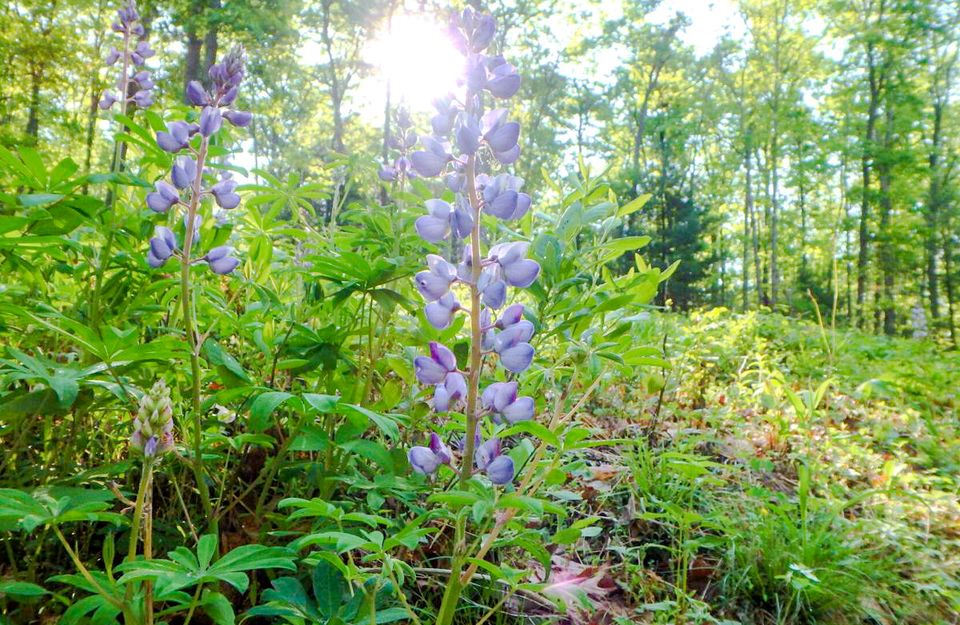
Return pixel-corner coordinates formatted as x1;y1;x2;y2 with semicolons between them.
116;534;296;597
0;488;125;532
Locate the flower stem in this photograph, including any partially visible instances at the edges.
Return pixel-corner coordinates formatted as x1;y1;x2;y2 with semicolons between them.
90;30;132;329
459;153;483;485
180;137;215;531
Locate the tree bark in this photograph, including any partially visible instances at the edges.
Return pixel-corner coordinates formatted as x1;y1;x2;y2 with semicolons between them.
858;39;881;329
877;93;896;335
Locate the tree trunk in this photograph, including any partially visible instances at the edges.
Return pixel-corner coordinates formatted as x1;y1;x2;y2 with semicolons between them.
926;100;943;321
878;96;896;336
25;66;42;140
184;0;205;90
857;41;881;328
320;0;346;153
945;234;957;347
742;128;753;311
203;0;221;84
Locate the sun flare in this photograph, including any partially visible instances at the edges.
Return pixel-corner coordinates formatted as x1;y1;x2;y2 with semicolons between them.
366;14;463;111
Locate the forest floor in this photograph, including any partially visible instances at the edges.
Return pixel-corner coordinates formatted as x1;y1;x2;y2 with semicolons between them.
550;310;959;625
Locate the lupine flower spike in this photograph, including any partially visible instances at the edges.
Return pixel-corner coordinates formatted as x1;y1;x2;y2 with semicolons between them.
144;45;251;275
405;8;539;487
99;1;155;112
131;380;175;457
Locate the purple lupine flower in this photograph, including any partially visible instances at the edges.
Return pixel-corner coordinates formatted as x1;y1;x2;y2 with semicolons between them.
224;110;253;128
425;292;460;330
408;446;441;475
473;437;515;484
482;381;535;424
494;320;535;373
496;303;526;329
477;270;507;309
489;242;541;288
480;174;531;220
486;455;515;484
482;109;520;157
464;54;488;92
147;226;177;268
480;307;497;350
475;437;501;470
485;56;521;99
133;70;154;89
429;432;453;464
410;136;452;177
100;1;154;112
171;156;198;189
470;15;496;52
199;106;222;137
431;97;460;135
415;254;458;301
186;80;210;107
414;341;457;385
403;8;534;488
433;370;467;411
98;92;118;110
146;180;180;213
408;432;454;476
131;89;153;108
415;198;473;243
456;114;481;155
204;245;240;275
131;40;154;66
211;177;241;209
156;121;193;153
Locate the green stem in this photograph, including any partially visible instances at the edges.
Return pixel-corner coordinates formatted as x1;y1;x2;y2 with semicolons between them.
53;525;124;611
90;30;132;328
125;460;153;564
180;137;215;530
459;152;483;485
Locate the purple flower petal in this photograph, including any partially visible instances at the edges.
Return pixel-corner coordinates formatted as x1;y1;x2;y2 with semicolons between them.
433;383;451;411
414;355;446;385
408;446;440;475
503;259;541;288
410;151;447;177
415;215;450;243
485;121;520;153
224;110;253;127
502;396;534;423
486;455;515;484
475;438;501;470
500;343;534;373
429;341;457;372
199;106;222;137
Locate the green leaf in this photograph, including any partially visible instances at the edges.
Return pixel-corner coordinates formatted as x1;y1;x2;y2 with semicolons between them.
201;590;235;625
312;559;346;618
617;193;651;217
249;391;301;432
0;581;48;598
340;404;401;440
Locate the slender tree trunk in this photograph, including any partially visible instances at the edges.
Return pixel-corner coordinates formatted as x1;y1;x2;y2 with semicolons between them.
184;0;205;90
25;66;42;140
878;97;896;335
945;235;957;347
858;42;881;328
743;132;753;311
926;100;943;321
202;0;220;85
770;125;780;308
321;0;345;153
